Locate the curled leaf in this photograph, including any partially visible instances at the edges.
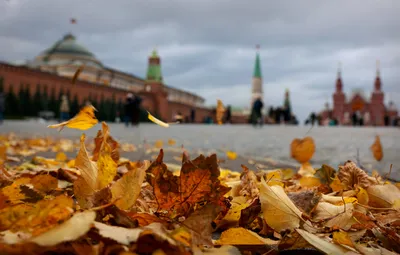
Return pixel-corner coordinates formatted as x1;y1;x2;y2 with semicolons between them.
337;161;378;189
367;183;400;208
290;136;315;164
370;135;383;161
47;105;98;131
30;211;96;246
148;111;169;128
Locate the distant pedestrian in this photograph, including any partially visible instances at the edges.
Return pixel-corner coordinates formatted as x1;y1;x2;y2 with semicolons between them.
225;105;232;124
190;108;196;123
0;92;4;124
59;95;70;121
251;97;263;127
124;93;134;127
132;94;142;126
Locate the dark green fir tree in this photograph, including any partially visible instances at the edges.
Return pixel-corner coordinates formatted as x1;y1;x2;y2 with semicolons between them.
48;87;58;115
32;85;43;116
5;86;20;118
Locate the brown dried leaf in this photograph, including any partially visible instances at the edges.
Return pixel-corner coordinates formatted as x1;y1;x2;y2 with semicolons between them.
239;165;259;199
367;183;400;208
92;122;120;163
370;135;383;161
337;161;378;189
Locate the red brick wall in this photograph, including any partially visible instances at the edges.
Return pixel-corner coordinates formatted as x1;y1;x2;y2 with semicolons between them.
0;63;127;105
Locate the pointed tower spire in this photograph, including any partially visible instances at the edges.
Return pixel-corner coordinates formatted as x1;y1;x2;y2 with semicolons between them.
251;45;263;105
253;45;262;78
335;61;343;92
374;59;381;91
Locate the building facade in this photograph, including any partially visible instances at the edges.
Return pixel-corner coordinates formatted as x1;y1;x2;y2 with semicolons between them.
0;33;213;123
319;63;398;126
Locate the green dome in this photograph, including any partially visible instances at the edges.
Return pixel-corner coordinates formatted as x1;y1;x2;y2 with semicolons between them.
42;33;95;58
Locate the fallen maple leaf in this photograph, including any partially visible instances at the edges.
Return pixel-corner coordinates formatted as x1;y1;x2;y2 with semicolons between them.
111;160;150;210
47;105;98;131
146;150;231;219
290;136;315;164
370;135;383;161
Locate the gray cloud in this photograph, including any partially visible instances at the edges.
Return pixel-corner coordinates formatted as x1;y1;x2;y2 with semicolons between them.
1;0;399;121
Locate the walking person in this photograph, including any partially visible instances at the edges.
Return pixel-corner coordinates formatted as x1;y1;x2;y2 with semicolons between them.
131;94;142;126
225;105;232;124
59;95;70;121
190;108;196;123
124;93;134;127
0;92;4;124
251;97;264;127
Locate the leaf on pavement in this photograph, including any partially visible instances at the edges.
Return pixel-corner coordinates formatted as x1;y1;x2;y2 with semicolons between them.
146;149;231;219
30;175;58;193
290;136;315;164
47;105;98;132
239;165;259;199
30;210;96;246
259;177;303;232
111;160;149;210
332;231;355;248
370;135;383;161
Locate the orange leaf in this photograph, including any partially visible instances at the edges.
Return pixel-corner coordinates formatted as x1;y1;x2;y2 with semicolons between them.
332;231;355;248
146;150;231;219
290;137;315;163
127;212;166;227
299;176;321;188
92;122;120;163
370;135;383;161
31;175;58;193
47;105;98;132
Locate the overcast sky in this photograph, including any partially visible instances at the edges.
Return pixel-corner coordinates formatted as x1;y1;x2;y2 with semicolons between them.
1;0;399;121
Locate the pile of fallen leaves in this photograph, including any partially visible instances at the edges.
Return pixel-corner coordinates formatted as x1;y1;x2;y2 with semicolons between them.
0;123;399;255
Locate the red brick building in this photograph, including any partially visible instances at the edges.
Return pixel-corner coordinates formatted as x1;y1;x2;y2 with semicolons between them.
319;63;398;126
0;33;214;123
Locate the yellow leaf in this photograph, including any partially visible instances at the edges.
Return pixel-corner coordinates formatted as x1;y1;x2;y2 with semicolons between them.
259;177;303;232
47;105;98;131
356;187;369;205
313;202;356;230
75;134;98;190
298;162;315;176
265;170;284;187
299;176;321;188
330;175;345;192
96;141;118;189
31;175;58;193
216;227;278;245
168;139;176;146
148;111;169;128
393;199;400;209
290;137;315;164
67;159;75;168
332;231;355;248
219;196;249;228
170;227;192;247
296;229;350;255
55;152;68;162
111;161;149;210
155;140;163;149
226;151;237;160
367;183;400;208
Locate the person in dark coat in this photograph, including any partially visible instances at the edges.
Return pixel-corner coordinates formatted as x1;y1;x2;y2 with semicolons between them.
225;105;232;124
131;94;142;126
190;108;196;123
124;93;134;127
251;98;263;127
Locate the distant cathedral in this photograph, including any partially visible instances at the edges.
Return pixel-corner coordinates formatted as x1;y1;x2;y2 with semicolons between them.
319;61;398;126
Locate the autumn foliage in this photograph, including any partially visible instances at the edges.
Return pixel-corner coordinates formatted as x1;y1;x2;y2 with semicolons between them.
0;123;398;255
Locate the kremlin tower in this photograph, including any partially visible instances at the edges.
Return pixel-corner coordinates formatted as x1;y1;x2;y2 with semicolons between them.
251;45;263;106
